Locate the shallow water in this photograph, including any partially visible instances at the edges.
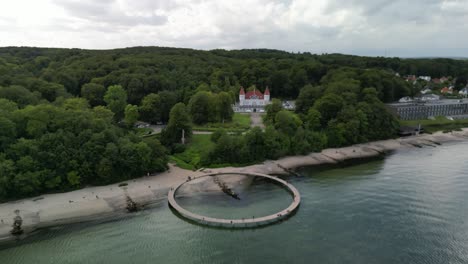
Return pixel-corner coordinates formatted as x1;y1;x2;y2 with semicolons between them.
2;141;468;263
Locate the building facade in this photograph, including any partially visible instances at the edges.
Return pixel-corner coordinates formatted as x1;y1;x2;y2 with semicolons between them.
234;87;271;112
388;100;468;120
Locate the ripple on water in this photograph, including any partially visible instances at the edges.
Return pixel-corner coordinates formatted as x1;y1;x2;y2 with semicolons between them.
3;142;468;263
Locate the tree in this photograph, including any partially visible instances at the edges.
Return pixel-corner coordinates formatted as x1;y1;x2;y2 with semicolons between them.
161;103;192;148
295;84;323;114
124;104;139;127
211;128;227;143
143;137;169;172
304;108;322;131
326;119;347;147
81;83;106;107
158;91;177;123
290;68;308;95
36;82;69;102
270;70;290;97
265;98;283;123
207;134;245;165
216;92;234;122
125;77;146;104
274;110;303;137
263;126;290;159
0;116;16;148
313;94;344;125
139;93;161;124
0;98;18;116
104;85;127;120
0;85;41;107
188;91;215;124
244;127;267;161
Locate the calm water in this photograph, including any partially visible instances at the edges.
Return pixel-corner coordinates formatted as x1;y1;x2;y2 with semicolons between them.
2;142;468;263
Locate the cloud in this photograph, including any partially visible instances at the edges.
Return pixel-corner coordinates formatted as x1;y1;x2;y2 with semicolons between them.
0;0;467;57
53;0;168;27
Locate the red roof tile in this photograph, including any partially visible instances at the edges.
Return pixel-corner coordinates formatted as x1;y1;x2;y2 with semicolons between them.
245;90;264;99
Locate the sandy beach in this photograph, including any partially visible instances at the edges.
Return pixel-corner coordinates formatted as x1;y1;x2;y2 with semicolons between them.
2;129;468;242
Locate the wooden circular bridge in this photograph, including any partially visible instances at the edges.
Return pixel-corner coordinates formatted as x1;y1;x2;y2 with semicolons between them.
168;172;301;228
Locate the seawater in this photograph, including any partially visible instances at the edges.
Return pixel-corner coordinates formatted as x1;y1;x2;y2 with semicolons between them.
1;141;468;263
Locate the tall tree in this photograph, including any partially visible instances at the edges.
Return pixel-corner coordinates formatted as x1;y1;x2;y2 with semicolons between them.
274;110;303;137
81;83;106;107
139;93;161;124
104;85;127;120
265;98;283;124
313;94;344;125
216;92;234;122
124;104;139;127
158;91;177;124
161;103;192;148
295;84;323;114
188;91;215;124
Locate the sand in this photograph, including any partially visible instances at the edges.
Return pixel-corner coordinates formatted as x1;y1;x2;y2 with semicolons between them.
1;129;468;242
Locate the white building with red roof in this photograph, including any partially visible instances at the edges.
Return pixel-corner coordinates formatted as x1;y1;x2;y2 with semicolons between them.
238;86;270;111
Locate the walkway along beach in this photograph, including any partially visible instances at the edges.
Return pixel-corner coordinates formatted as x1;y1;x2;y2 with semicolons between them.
1;129;468;242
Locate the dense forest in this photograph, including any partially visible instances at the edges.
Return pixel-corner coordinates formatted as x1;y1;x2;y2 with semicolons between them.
1;46;468;200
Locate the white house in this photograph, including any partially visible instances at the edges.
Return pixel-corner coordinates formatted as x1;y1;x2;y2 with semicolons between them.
398;96;413;103
459;87;468;97
418;76;431;82
239;87;270;107
421;88;432;94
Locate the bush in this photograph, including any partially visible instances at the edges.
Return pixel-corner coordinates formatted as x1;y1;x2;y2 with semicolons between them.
211;128;227;143
172;143;187;154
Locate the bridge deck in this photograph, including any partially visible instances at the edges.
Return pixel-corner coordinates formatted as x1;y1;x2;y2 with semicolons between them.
168;172;301;227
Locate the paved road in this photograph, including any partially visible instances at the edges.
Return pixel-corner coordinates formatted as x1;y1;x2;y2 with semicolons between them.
149;125;212;135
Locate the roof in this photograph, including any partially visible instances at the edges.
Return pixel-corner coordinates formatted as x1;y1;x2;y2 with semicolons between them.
239;87;245;95
264;87;270;95
245;90;264;99
441;87;451;93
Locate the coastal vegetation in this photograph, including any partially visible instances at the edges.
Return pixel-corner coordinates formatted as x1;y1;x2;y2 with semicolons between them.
0;96;167;200
1;46;468;199
170;134;214;170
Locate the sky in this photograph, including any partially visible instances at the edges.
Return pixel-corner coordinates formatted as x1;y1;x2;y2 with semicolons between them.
0;0;467;57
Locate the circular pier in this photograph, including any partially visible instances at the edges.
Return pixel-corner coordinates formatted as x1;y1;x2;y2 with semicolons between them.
168;172;301;228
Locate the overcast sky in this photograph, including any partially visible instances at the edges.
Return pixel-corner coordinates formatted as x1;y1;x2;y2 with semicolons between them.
0;0;467;57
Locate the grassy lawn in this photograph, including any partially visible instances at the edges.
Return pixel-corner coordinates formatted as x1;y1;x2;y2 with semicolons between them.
192;113;251;132
400;116;468;133
170;134;214;170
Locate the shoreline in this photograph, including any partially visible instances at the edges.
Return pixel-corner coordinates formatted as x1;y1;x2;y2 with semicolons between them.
2;129;468;242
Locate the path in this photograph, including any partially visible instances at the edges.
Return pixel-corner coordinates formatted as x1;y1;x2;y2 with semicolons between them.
149;125;213;135
250;112;265;129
